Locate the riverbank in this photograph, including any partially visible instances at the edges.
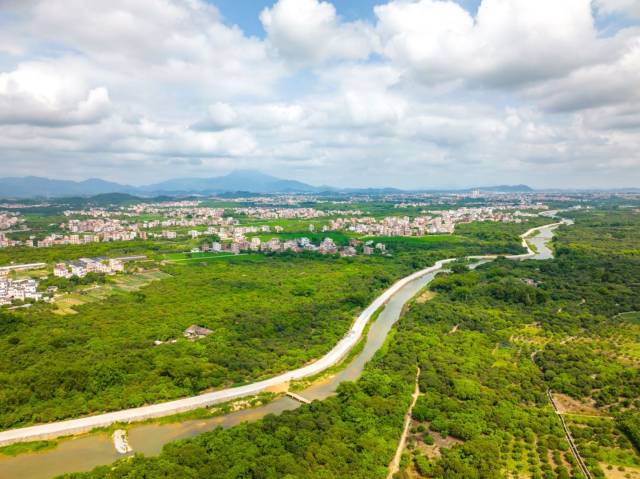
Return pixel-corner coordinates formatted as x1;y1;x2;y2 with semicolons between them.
0;262;456;448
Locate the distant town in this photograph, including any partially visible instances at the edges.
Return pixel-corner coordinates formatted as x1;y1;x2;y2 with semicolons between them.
0;195;553;249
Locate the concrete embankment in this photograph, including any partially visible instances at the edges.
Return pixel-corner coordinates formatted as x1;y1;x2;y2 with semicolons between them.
0;259;455;447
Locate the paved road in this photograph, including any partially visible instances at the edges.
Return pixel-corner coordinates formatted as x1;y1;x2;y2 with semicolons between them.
0;222;562;447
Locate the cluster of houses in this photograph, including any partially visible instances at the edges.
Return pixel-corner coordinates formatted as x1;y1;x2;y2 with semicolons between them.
1;231;141;249
328;207;526;236
0;212;26;248
65;218;129;233
53;257;125;279
231;207;361;220
328;215;456;236
200;236;386;257
0;212;23;230
138;212;232;230
227;195;314;205
63;208;113;218
0;275;42;305
39;231;140;247
0;232;21;248
127;201;201;214
432;207;523;229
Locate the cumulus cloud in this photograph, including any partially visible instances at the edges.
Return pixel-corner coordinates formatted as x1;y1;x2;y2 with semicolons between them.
6;0;283;107
260;0;377;63
595;0;640;18
192;103;240;131
0;0;639;188
375;0;601;87
524;35;640;113
192;102;305;131
0;63;111;126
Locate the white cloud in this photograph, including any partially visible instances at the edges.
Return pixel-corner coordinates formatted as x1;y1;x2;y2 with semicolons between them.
523;33;640;112
260;0;376;63
6;0;283;107
0;0;639;188
192;103;240;131
193;102;305;131
376;0;600;87
0;62;111;126
595;0;640;17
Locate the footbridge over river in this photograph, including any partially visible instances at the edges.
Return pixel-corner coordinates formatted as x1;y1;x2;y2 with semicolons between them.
285;392;312;404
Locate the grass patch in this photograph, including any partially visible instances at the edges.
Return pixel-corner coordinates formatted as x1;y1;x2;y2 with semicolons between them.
0;440;57;457
51;271;170;315
290;304;387;391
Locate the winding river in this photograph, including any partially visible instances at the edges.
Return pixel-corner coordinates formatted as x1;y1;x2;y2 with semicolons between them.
0;222;566;479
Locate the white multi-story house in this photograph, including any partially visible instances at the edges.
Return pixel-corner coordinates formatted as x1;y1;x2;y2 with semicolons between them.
0;278;42;304
250;237;261;251
69;262;87;277
53;263;72;278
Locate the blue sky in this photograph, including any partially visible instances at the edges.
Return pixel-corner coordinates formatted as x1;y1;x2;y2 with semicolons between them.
212;0;482;37
0;0;639;189
211;0;634;38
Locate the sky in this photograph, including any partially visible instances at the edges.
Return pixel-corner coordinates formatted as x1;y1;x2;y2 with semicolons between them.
0;0;639;189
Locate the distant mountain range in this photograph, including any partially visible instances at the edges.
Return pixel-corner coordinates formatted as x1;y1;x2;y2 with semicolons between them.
0;170;535;198
0;177;135;198
139;170;322;195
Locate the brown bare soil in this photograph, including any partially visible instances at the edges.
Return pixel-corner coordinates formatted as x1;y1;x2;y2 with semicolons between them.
415;290;437;304
552;393;603;416
408;421;462;460
600;463;640;479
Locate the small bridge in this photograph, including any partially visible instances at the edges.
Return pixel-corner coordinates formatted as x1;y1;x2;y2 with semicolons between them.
286;392;312;404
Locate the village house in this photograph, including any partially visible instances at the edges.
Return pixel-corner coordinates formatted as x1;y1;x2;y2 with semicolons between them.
340;246;357;257
183;325;213;340
69;261;87;277
53;263;72;278
54;257;125;278
0;278;42;305
318;238;338;254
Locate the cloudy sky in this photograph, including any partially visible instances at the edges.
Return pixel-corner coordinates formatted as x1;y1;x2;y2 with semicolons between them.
1;0;639;189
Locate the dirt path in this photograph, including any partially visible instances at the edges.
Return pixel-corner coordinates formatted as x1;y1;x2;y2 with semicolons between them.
547;389;593;479
388;366;421;479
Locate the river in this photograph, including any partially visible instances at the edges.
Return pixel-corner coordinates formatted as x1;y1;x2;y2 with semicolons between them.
0;223;562;479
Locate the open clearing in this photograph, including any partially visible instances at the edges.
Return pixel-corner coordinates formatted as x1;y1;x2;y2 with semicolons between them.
552;393;604;416
53;270;171;315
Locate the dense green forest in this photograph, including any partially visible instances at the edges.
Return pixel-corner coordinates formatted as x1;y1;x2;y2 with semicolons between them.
400;210;640;479
0;214;545;429
61;297;421;479
58;210;640;479
0;255;413;428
